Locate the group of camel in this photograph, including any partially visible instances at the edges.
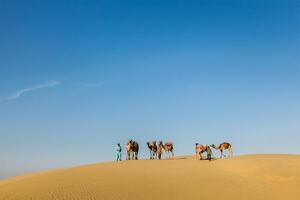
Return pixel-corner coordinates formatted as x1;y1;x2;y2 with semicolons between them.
125;140;174;160
147;141;174;160
195;142;233;160
126;140;139;160
126;140;233;160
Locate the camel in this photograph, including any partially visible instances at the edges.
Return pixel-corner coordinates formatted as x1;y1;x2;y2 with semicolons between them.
195;143;209;160
147;141;157;159
126;140;133;160
163;142;174;159
126;140;139;160
157;141;164;160
210;142;233;158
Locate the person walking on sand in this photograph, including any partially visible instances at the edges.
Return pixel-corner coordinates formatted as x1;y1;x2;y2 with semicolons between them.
207;145;212;161
116;143;122;161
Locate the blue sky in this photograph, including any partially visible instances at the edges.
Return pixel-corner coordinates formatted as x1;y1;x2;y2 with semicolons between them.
0;0;299;178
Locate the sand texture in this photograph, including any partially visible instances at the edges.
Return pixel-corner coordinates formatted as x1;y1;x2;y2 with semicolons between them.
0;154;299;200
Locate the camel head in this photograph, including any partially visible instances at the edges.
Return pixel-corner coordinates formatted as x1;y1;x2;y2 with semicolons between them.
153;141;157;147
127;140;133;145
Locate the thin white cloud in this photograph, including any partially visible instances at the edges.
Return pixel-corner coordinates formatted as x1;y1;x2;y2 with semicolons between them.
5;80;61;100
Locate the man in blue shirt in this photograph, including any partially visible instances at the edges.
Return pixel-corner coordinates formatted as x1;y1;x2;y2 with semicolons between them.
116;143;122;161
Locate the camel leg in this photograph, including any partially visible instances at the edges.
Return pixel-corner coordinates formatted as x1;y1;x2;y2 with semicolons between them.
223;151;227;158
171;150;174;159
220;150;224;158
196;151;201;160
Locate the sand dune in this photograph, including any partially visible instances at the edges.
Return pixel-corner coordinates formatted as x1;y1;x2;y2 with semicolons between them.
0;154;299;200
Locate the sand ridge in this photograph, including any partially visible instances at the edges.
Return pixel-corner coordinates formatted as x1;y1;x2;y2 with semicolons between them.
0;154;299;200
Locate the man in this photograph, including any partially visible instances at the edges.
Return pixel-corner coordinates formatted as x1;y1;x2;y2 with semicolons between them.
116;143;122;161
206;145;212;161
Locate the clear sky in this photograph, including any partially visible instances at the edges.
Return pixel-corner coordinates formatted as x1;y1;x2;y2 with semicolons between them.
0;0;299;179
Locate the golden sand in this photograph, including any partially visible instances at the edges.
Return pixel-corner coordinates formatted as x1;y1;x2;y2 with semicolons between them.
0;154;299;200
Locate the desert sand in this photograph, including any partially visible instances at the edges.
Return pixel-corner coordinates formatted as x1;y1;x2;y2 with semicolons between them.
0;154;299;200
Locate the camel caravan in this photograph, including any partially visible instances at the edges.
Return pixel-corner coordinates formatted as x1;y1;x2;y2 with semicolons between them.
119;140;232;161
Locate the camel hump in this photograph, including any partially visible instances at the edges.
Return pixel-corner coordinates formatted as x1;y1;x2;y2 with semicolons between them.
222;142;231;146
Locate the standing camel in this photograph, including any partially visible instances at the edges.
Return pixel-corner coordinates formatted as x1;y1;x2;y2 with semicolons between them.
126;140;139;160
132;141;139;160
195;143;209;160
163;142;174;159
157;141;164;160
210;142;233;158
126;140;133;160
146;141;157;159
